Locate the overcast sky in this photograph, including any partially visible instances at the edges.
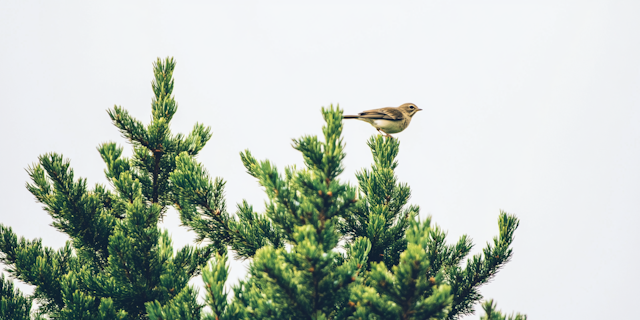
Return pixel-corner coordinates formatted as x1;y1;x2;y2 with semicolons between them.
1;1;639;319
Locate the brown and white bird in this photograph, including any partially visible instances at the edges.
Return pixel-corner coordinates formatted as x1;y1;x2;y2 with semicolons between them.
343;103;422;138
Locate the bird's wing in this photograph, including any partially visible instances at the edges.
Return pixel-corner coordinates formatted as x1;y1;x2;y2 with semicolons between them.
357;108;404;120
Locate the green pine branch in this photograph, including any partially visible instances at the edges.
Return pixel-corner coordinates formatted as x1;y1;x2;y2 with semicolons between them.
0;57;216;319
171;152;287;259
26;153;116;270
107;57;212;210
0;273;34;320
339;135;418;268
480;300;527;320
350;218;453;320
0;225;75;315
446;212;520;319
222;106;361;319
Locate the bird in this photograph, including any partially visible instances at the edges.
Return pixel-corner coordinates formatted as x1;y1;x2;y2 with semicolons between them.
343;103;422;138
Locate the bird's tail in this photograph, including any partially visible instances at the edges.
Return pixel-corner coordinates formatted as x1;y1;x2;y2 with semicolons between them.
343;115;359;119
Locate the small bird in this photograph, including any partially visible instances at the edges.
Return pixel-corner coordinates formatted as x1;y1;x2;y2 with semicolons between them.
343;103;422;138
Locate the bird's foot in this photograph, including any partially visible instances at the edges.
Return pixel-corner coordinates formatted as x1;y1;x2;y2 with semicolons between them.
376;129;394;139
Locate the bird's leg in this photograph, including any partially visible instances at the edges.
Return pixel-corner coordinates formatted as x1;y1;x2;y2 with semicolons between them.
376;128;394;139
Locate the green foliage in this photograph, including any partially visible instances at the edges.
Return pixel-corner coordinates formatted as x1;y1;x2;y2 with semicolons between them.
0;225;74;314
105;57;212;210
180;106;524;319
201;253;234;320
445;212;520;319
480;300;527;320
0;57;525;319
171;152;283;259
349;218;452;319
339;135;418;268
145;285;201;320
0;273;32;320
0;57;212;319
225;106;361;319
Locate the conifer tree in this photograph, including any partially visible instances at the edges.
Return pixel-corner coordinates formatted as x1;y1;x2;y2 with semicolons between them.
0;58;525;319
0;57;213;319
168;106;525;319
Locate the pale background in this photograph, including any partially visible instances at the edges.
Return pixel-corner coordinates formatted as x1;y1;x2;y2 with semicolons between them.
1;1;639;319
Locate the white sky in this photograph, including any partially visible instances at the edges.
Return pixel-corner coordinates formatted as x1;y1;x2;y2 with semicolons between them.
1;1;639;319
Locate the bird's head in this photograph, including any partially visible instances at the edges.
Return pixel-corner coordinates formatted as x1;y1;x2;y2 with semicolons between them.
398;103;422;117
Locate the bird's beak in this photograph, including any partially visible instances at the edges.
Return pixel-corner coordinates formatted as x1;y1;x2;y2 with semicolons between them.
417;108;423;111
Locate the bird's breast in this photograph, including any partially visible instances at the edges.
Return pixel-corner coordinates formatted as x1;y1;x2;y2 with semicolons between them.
370;119;406;134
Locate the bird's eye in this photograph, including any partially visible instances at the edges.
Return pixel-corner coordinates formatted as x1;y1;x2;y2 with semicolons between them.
409;105;415;109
